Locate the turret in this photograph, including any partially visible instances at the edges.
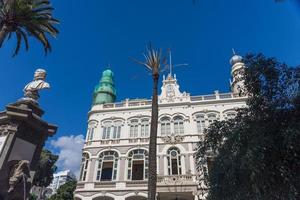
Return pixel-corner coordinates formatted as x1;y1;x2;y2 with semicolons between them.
230;50;246;96
93;69;116;105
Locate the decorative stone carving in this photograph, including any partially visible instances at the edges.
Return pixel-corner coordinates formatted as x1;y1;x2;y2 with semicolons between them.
21;68;50;103
0;124;18;136
161;133;184;144
7;160;30;200
157;174;194;185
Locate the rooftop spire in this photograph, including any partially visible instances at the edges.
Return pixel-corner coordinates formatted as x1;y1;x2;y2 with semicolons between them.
93;69;116;105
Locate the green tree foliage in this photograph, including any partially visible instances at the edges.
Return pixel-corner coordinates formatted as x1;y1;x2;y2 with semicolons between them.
196;54;300;200
0;0;59;56
48;180;77;200
32;149;58;187
29;194;37;200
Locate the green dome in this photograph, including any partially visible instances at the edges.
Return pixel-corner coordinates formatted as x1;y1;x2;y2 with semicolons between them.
93;69;116;105
102;69;113;76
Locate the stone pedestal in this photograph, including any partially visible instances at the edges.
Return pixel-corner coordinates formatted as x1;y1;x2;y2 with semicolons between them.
0;100;57;200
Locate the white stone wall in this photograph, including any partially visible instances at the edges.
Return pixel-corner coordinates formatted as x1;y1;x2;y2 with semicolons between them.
75;90;246;200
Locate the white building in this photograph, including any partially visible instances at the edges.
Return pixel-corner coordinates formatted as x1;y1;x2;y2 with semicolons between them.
47;170;76;196
74;53;247;200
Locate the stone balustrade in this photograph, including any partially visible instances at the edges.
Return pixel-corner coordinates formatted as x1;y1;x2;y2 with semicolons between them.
91;92;245;111
157;174;196;185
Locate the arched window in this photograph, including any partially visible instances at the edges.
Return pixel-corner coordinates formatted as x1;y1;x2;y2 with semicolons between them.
87;121;98;141
79;153;89;181
196;114;206;133
112;121;122;139
207;113;218;126
160;117;171;136
141;119;150;137
225;112;236;120
127;149;149;180
129;119;139;138
173;116;184;135
96;151;119;181
167;147;182;175
102;121;112;139
87;128;94;141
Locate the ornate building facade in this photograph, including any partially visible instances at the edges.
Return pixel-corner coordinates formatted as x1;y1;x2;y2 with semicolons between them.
74;53;247;200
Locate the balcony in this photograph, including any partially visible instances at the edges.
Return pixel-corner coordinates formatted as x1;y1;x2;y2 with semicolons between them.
157;175;196;186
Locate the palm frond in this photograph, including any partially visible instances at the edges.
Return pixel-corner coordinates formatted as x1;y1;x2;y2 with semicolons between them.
13;29;22;56
0;0;59;56
135;44;163;75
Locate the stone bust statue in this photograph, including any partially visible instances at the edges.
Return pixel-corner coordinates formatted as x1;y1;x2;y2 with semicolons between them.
22;68;50;103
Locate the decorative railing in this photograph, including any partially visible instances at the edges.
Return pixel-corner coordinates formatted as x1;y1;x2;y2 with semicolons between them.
93;92;245;110
157;174;196;185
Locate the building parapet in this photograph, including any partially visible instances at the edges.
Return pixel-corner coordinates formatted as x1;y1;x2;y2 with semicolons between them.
90;92;245;113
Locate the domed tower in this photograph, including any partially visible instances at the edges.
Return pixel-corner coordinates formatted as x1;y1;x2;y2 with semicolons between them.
93;69;116;105
230;50;246;96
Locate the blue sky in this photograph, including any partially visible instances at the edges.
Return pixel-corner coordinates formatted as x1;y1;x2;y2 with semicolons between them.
1;0;300;173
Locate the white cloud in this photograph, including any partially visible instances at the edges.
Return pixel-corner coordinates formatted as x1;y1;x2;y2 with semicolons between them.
50;135;85;178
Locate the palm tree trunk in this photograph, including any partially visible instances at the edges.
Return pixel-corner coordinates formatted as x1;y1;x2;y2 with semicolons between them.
0;25;8;47
148;73;159;200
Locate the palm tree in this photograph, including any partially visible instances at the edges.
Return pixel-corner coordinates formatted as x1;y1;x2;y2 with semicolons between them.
134;45;163;200
0;0;59;56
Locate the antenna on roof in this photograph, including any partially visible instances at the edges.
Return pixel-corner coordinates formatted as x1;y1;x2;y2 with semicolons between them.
169;50;173;77
232;48;236;55
166;49;188;78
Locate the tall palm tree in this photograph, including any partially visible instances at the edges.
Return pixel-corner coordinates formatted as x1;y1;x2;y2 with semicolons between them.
135;45;163;200
0;0;59;56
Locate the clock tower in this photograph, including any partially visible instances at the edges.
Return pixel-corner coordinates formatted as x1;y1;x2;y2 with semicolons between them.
159;74;190;103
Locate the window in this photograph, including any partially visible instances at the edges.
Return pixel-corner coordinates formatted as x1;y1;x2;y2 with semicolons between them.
86;121;98;141
79;153;89;181
173;116;184;135
127;149;149;180
102;122;112;139
96;151;119;181
102;121;122;140
225;112;236;120
196;114;206;133
87;128;94;141
112;121;122;139
207;113;218;126
161;117;171;136
141;119;150;137
129;119;139;138
167;147;182;175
